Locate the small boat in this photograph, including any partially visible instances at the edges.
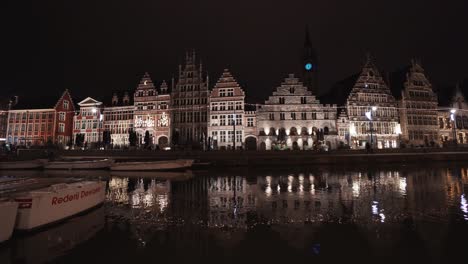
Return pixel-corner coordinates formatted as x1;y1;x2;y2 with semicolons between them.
0;200;18;243
0;159;45;170
44;159;113;170
13;180;106;231
110;159;194;171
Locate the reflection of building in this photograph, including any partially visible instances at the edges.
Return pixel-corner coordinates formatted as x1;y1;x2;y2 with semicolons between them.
103;92;134;147
346;55;400;149
73;97;104;146
396;60;439;146
257;74;338;150
208;69;247;150
7;90;75;147
438;84;468;144
171;51;209;147
133;73;171;148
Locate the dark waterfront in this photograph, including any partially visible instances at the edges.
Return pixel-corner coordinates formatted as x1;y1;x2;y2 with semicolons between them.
1;164;468;264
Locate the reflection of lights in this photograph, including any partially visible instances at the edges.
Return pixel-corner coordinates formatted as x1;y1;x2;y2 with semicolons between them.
379;213;386;223
399;178;407;195
277;184;281;193
372;201;379;215
299;174;304;194
461;194;468;220
266;176;272;196
309;174;315;194
352;181;360;197
288;175;293;193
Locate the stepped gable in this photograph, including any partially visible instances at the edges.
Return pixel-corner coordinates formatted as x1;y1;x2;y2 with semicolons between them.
349;54;392;96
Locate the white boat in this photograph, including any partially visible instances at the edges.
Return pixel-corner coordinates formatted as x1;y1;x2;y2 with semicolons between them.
0;159;45;170
44;159;113;170
0;200;18;243
110;159;194;171
13;181;106;231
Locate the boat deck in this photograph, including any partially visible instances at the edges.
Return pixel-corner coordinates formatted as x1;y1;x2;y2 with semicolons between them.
0;177;81;197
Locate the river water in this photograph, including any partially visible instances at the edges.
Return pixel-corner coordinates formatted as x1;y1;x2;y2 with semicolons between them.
1;164;468;264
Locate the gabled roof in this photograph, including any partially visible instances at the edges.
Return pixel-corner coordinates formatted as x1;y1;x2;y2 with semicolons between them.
136;72;157;91
212;69;244;92
53;89;76;111
78;97;103;106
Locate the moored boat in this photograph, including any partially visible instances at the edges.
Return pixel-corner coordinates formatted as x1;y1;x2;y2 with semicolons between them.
13;181;106;230
0;200;18;243
0;160;45;170
110;170;194;180
110;159;194;171
43;159;113;170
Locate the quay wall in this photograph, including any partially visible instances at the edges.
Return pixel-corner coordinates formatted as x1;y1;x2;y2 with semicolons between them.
24;148;468;167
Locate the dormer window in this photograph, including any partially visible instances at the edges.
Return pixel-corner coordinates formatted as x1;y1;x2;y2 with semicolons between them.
63;100;69;110
289;87;295;94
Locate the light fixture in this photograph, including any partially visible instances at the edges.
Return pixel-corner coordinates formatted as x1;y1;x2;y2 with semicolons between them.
450;109;456;114
92;108;97;114
365;111;372;120
372;106;377;111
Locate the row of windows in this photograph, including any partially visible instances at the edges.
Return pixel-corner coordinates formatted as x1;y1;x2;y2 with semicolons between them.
8;123;54;134
173;98;207;106
211;130;242;143
408;130;437;141
173;112;208;123
179;84;202;92
357;93;388;103
219;89;234;97
348;107;398;119
135;90;156;97
278;97;308;104
407;115;438;126
74;120;103;130
104;112;134;121
210;115;242;126
136;102;167;110
352;122;396;135
268;112;329;121
211;101;243;111
9;112;54;121
408;90;432;98
406;102;436;110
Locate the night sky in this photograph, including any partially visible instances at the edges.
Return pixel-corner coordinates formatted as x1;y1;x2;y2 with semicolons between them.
3;0;468;104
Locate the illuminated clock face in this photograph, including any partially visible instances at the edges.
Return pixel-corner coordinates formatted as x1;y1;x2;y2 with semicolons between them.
305;63;313;71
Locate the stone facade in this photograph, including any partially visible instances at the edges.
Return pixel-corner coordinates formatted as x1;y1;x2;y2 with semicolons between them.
73;97;104;146
171;51;209;147
398;60;439;146
346;56;400;149
133;73;171;148
7;90;75;147
208;69;246;150
103;92;134;148
438;85;468;144
257;74;338;150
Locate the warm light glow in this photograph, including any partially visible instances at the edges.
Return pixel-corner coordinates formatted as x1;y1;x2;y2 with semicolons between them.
461;194;468;221
372;106;377;111
92;108;97;114
365;111;372;120
265;176;272;196
395;123;402;135
349;123;357;136
451;109;457;114
399;177;407;195
144;80;147;85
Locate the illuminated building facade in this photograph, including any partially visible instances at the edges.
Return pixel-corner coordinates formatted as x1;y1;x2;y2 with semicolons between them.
438;85;468;144
103;92;134;147
133;72;171;148
397;60;439;146
73;97;104;146
346;55;400;149
208;69;247;150
257;74;338;150
6;90;75;147
171;50;209;147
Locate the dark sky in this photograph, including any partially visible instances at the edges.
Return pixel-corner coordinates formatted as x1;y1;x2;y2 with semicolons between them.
3;0;468;104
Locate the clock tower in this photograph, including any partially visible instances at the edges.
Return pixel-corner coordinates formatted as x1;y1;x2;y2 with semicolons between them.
302;26;318;94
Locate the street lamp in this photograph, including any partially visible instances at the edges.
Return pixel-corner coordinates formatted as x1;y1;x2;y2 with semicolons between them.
451;109;457;145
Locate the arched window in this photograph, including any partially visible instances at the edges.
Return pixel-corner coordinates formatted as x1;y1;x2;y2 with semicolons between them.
268;128;276;136
290;127;298;136
324;127;329;135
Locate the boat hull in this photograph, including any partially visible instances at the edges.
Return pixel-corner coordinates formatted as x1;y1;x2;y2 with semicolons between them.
14;181;106;231
0;201;18;243
44;159;113;170
110;159;194;171
0;160;45;170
